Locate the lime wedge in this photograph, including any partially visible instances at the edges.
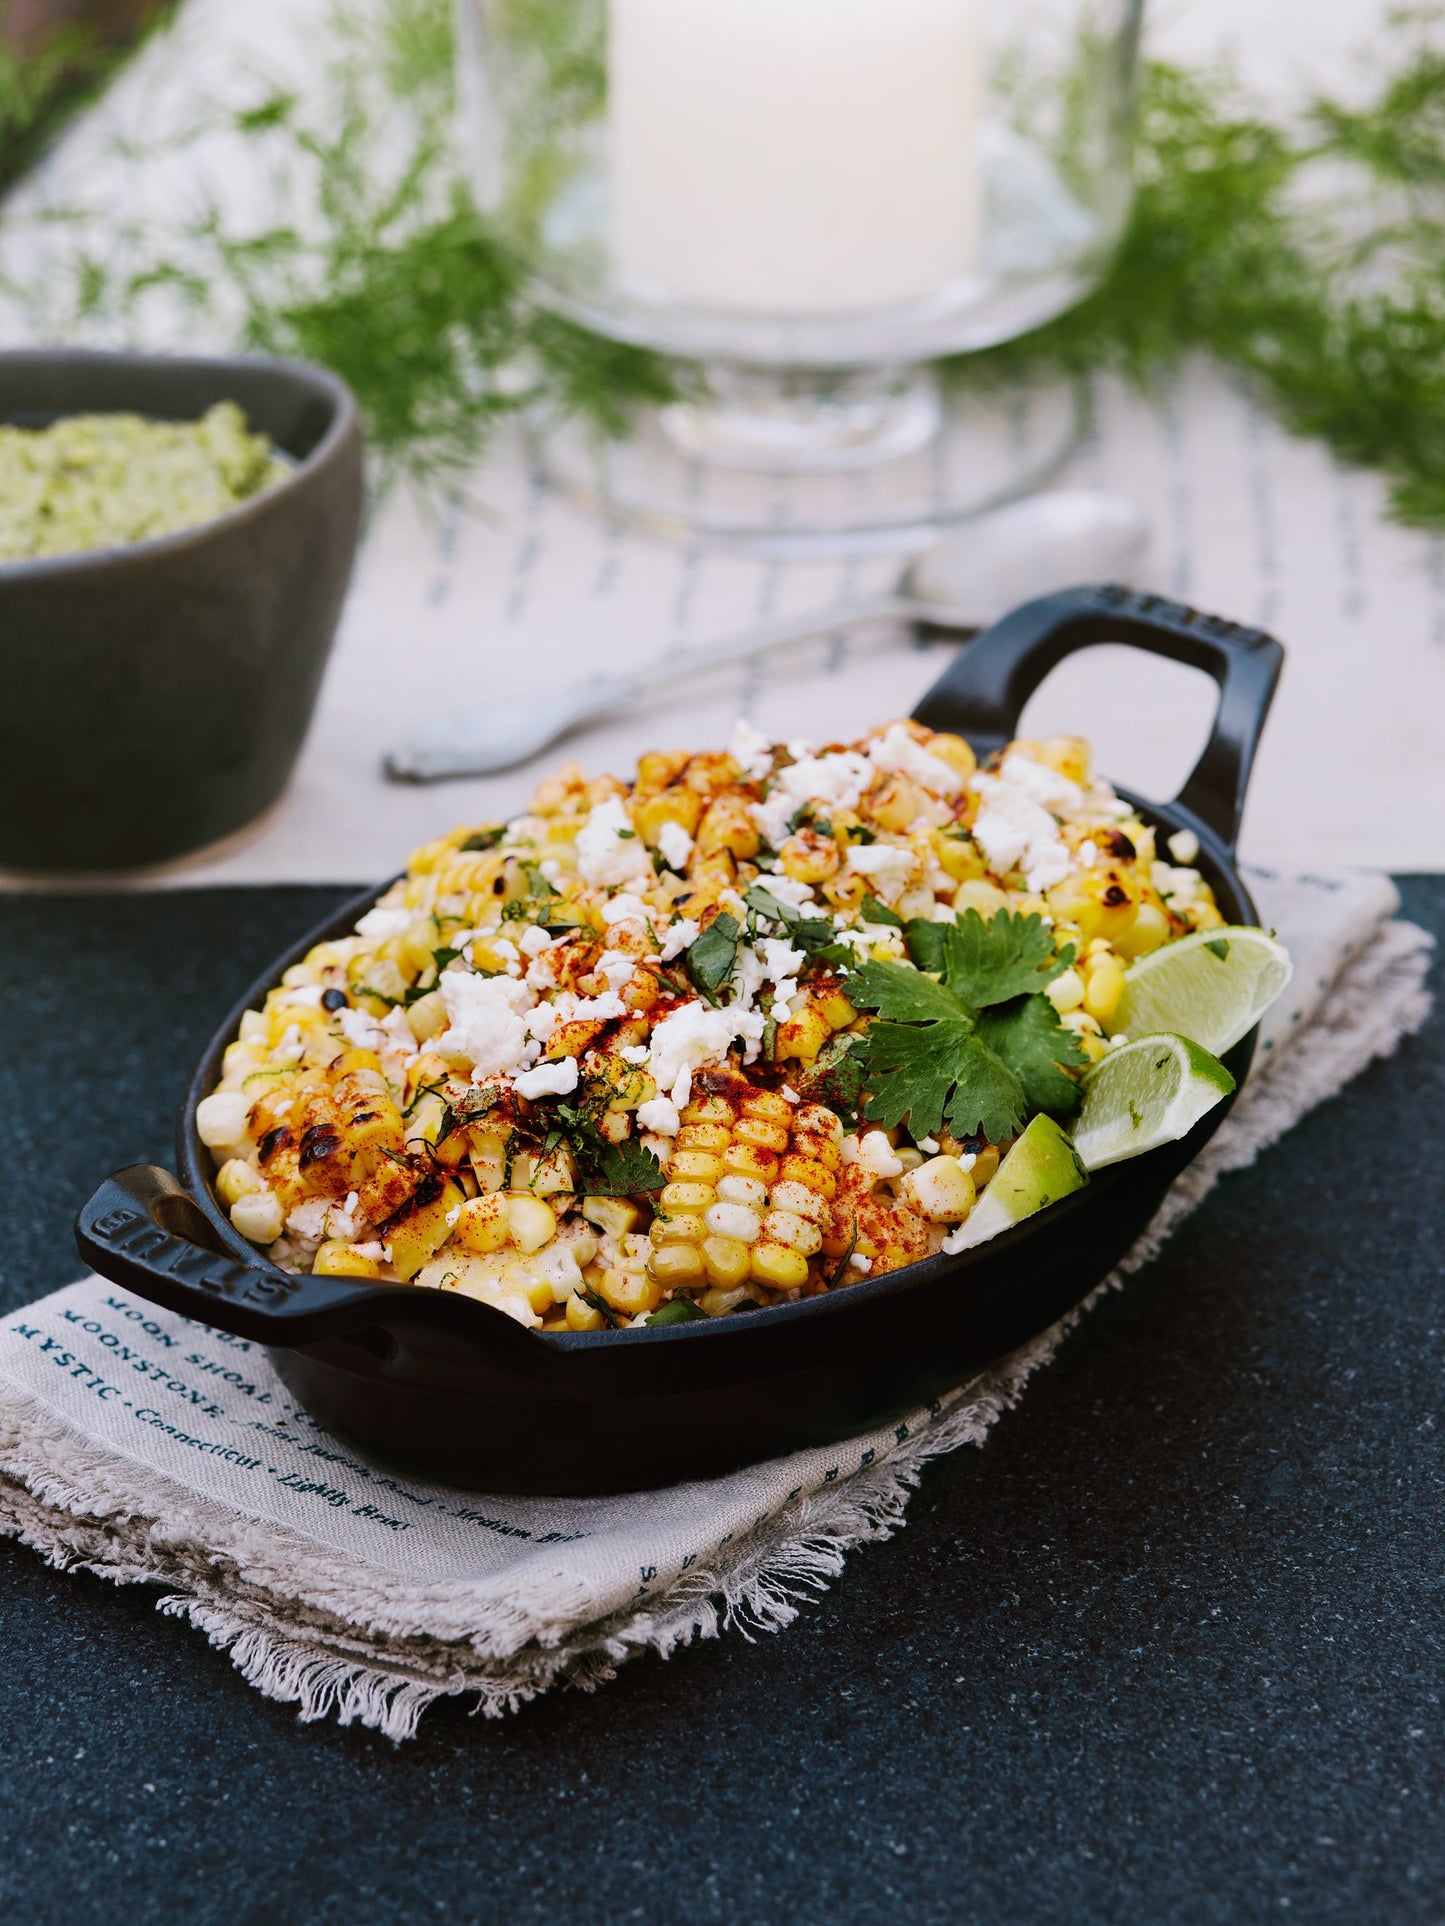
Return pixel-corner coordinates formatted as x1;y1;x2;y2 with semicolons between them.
944;1113;1089;1252
1071;1032;1235;1170
1114;926;1292;1056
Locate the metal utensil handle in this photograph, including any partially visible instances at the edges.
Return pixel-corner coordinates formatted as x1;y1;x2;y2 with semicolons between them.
911;583;1284;852
74;1165;547;1358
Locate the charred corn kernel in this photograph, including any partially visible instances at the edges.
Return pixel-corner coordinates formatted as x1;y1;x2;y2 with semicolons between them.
196;1091;252;1152
932;829;986;883
902;1155;976;1224
386;1179;467;1280
215;1158;263;1208
929;732;976;780
566;1293;605;1332
1040;735;1091;784
634;789;704;847
762;1210;823;1256
455;1194;509;1255
668;1149;725;1184
716;1173;768;1210
1114;898;1171;958
660;1180;717;1214
705;1199;763;1243
774;1004;832;1063
649;1244;706;1287
866;773;926;833
721;1142;781;1183
581;1195;639;1238
676;1121;731;1154
750;1241;809;1290
1081;954;1126;1025
735;1115;790;1153
599;1268;663;1318
770;1178;831;1224
1046;966;1085;1014
740;1089;791;1125
313;1239;385;1279
231;1191;284;1245
505;1194;557;1253
696;795;760;859
702;1235;752;1287
777;832;840;884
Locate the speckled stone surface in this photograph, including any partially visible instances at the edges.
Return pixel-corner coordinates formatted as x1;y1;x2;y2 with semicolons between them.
0;882;1439;1925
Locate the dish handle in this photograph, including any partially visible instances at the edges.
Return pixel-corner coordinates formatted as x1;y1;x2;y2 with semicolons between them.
911;583;1283;853
74;1164;548;1361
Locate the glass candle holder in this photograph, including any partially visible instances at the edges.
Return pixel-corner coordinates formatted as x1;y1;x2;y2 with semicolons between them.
458;0;1144;552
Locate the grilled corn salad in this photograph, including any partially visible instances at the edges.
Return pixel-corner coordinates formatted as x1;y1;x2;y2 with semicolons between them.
197;720;1226;1332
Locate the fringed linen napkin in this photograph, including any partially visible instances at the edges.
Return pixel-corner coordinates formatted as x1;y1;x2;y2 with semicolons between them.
0;869;1431;1740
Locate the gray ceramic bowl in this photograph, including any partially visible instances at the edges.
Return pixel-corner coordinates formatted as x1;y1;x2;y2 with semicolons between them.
0;348;363;872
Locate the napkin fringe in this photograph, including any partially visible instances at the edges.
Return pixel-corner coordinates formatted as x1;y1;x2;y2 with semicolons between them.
0;916;1432;1740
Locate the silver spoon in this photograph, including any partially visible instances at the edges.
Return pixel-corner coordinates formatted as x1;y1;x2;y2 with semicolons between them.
384;489;1148;783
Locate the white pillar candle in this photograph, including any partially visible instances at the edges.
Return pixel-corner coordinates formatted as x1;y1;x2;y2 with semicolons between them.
609;0;984;317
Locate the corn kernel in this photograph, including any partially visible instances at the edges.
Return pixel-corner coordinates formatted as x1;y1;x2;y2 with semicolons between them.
702;1235;752;1287
313;1239;384;1279
648;1244;705;1286
1046;966;1085;1014
721;1142;780;1183
777;1155;837;1200
750;1241;809;1290
660;1180;718;1214
770;1179;831;1224
598;1268;663;1318
1081;954;1126;1025
454;1194;509;1255
681;1095;735;1127
929;733;977;780
231;1191;284;1245
741;1089;793;1126
716;1173;768;1209
566;1294;605;1332
667;1149;725;1184
734;1115;790;1153
675;1122;732;1154
505;1194;557;1253
762;1209;823;1256
902;1155;976;1224
705;1200;763;1243
215;1158;262;1208
651;1211;707;1247
581;1195;639;1238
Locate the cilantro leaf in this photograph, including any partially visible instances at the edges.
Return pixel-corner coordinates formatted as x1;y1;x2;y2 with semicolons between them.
587;1136;667;1196
742;884;838;952
793;1032;867;1128
861;1019;1027;1143
460;826;505;851
685;911;742;1003
858;893;904;928
975;995;1087;1117
644;1295;708;1325
850;958;964;1025
903;918;949;975
940;909;1073;1006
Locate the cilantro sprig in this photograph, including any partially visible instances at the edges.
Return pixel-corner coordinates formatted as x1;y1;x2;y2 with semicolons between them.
852;910;1086;1143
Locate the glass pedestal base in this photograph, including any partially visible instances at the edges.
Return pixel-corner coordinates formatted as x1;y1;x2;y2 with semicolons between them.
530;367;1087;558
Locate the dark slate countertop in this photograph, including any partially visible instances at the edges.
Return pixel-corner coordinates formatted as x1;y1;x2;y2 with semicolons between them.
0;880;1440;1925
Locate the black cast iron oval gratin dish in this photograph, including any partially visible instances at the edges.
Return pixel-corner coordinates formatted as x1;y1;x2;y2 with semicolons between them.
76;586;1283;1495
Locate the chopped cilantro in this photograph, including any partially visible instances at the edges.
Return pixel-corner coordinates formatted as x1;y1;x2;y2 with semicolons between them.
644;1295;708;1325
403;945;461;1004
858;893;904;928
685;911;742;1003
587;1136;667;1196
577;1287;620;1329
460;826;505;851
794;1033;867;1129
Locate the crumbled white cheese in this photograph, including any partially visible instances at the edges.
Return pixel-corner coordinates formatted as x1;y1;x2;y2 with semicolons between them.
840;1131;906;1180
970;771;1073;893
997;750;1084;815
917;1136;940;1154
657;820;695;871
518;924;553;958
660;916;700;962
636;1095;681;1137
513;1057;580;1100
526;1002;559;1042
355;906;415;941
1077;839;1099;870
435;971;534;1078
326;1191;361;1241
728;716;775;782
848;1253;873;1274
378;1007;419;1083
575;797;652;889
337;1006;386;1054
867;722;965;798
757;875;816;911
277;983;326;1009
552;990;628;1023
751;748;873;848
647;999;766;1102
1153;861;1203;906
845;841;917;903
285;1198;331;1241
1167;828;1200;864
601;892;651;926
620;1044;651;1065
596;948;639;996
